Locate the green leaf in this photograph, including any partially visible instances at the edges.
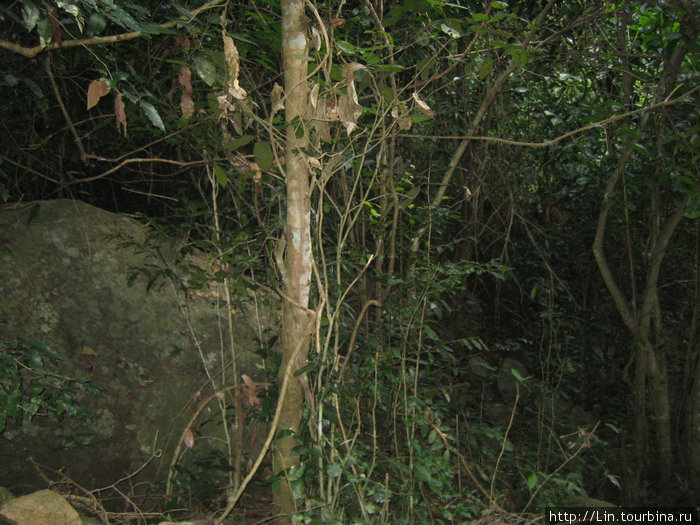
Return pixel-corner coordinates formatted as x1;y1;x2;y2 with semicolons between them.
440;23;460;38
225;134;254;151
22;0;40;31
491;1;509;8
22;397;41;420
471;13;490;22
192;55;217;87
87;12;107;35
26;347;44;374
410;113;433;123
478;56;493;79
374;64;405;73
286;463;305;480
511;368;525;382
423;324;440;342
214;165;228;188
276;428;295;439
294;363;316;376
36;16;53;47
527;472;538;490
101;5;141;33
326;463;342;477
335;40;357;55
140;101;165;132
383;6;404;28
254;141;273;171
5;394;20;421
509;48;528;68
29;340;60;360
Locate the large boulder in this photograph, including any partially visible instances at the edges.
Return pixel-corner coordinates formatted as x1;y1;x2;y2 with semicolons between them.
0;489;81;525
0;200;277;494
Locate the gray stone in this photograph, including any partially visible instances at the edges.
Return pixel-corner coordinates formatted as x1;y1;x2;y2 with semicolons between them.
497;357;529;402
0;489;81;525
0;200;277;493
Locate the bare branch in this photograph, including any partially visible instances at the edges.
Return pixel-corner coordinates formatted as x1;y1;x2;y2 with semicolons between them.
0;0;225;59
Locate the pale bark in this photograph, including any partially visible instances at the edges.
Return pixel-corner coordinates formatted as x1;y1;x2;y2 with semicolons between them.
273;0;313;521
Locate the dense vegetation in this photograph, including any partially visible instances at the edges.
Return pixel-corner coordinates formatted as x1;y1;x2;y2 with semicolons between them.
1;0;698;522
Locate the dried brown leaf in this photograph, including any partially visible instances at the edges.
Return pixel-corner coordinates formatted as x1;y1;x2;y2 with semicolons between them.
311;99;332;142
114;93;127;136
310;26;321;51
309;82;319;109
175;36;190;48
338;82;363;135
330;16;345;28
412;92;434;117
342;62;366;81
178;65;192;89
223;35;247;100
271;83;285;112
87;78;110;110
183;427;194;449
181;91;194;119
241;374;261;406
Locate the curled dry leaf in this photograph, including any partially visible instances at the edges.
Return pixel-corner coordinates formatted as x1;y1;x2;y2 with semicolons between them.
114;93;127;136
309;82;319;109
306;154;321;171
183;426;195;449
179;66;194;119
338;84;362;135
271;82;285;112
217;94;233;111
175;35;190;48
87;78;110;110
412;92;434;117
223;35;247;100
330;16;346;28
241;374;261;406
228;82;247;100
180;91;194;119
343;62;366;80
391;101;412;131
310;26;322;51
337;63;366;135
311;99;332;142
178;65;192;88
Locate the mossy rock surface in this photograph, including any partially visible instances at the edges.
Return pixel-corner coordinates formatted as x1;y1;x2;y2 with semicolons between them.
0;200;277;494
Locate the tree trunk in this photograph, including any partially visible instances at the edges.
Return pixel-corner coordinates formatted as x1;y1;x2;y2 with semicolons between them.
646;342;673;489
274;0;312;521
689;348;700;491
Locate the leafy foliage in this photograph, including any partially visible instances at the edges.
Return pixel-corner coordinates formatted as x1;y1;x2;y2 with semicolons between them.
0;337;100;433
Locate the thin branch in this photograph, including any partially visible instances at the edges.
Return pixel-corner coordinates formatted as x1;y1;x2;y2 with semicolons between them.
44;55;87;163
401;84;698;148
64;157;216;185
0;0;225;59
0;154;61;185
411;0;557;252
337;299;382;383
